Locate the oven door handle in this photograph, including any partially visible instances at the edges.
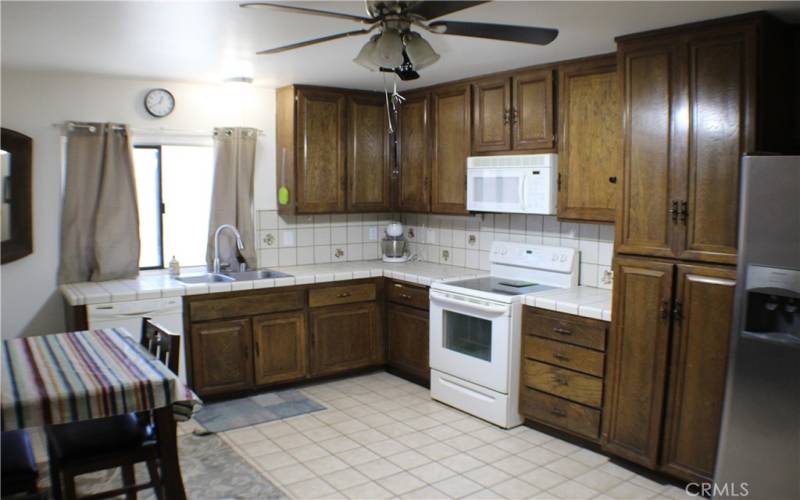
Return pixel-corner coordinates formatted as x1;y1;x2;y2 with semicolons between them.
430;292;508;316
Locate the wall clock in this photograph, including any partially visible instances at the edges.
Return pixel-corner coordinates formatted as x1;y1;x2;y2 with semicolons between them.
144;88;175;118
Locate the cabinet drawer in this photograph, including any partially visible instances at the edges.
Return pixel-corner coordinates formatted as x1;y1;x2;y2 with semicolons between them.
386;280;429;310
520;387;601;440
524;335;605;377
523;360;603;408
523;307;607;351
190;290;305;322
309;283;376;308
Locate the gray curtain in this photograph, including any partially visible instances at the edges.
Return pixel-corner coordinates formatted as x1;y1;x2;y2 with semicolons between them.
59;123;140;284
205;127;257;270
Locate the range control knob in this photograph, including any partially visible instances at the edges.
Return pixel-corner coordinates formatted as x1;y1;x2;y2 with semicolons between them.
560;254;567;262
500;246;508;255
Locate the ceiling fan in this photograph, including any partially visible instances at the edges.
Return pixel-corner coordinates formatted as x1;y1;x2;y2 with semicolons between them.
240;1;559;80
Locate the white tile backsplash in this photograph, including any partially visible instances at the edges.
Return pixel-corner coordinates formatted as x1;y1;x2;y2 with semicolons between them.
400;213;615;288
256;210;615;289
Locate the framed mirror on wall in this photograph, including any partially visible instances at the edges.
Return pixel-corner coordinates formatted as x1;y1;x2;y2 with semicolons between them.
1;128;33;264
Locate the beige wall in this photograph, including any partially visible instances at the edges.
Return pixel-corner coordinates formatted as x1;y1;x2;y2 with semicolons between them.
1;69;276;338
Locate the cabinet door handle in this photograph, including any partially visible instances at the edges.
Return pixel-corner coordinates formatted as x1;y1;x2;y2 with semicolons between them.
554;376;569;386
553;327;572;336
660;300;670;321
244;344;250;360
679;201;688;222
669;200;679;222
503;109;510;125
550;408;566;418
608;176;617;184
553;352;570;362
337;292;351;298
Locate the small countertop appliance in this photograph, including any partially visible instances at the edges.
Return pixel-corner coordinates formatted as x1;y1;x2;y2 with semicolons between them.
381;222;409;263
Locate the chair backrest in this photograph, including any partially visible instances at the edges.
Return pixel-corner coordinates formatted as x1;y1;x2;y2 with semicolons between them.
140;317;180;375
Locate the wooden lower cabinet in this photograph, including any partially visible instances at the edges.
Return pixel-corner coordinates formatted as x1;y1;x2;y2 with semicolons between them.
253;311;307;385
520;307;607;442
602;256;736;482
602;257;674;468
660;264;736;483
310;302;383;377
386;303;429;382
190;318;253;396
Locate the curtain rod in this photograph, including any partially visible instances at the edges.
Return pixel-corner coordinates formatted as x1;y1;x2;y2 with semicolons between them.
52;122;264;136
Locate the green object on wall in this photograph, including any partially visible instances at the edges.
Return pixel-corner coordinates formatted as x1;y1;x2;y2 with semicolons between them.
278;186;289;205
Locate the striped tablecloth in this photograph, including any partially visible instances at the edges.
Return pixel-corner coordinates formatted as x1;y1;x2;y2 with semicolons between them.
2;328;201;431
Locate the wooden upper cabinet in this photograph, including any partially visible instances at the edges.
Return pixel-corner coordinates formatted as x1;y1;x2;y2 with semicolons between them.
296;88;347;213
661;264;736;483
512;68;555;151
190;319;253;396
602;257;674;469
616;39;684;259
557;55;621;222
472;77;512;152
431;84;471;215
616;17;768;264
347;94;391;212
397;92;431;212
680;26;754;265
253;311;308;386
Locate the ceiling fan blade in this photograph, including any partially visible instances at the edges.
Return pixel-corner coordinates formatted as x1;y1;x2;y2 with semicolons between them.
406;1;490;20
241;2;375;24
256;29;371;55
429;21;558;45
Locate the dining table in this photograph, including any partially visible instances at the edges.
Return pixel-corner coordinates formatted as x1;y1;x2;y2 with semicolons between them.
1;328;201;500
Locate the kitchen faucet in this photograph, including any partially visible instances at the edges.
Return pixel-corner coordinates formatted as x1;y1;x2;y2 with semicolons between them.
213;224;245;274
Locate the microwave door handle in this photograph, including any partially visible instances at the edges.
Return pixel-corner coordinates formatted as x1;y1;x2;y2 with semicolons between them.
430;292;508;316
520;173;528;211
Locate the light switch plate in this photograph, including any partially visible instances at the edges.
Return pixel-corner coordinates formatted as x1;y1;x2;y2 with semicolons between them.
367;227;378;241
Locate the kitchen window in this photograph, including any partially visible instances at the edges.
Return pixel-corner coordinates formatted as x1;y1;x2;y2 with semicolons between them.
133;145;214;269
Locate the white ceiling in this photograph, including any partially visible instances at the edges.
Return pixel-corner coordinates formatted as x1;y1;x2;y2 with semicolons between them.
2;1;799;91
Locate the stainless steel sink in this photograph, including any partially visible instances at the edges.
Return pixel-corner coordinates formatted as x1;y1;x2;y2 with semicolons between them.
175;273;235;284
224;269;292;281
175;269;291;284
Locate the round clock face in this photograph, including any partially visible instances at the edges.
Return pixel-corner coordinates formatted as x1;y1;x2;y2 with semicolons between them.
144;88;175;118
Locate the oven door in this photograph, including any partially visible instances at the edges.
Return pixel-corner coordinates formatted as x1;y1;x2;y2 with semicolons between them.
429;290;512;393
467;167;526;213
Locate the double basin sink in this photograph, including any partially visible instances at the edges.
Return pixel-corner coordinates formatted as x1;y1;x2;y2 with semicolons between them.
175;269;291;284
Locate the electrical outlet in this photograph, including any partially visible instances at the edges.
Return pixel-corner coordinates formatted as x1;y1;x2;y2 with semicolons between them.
441;249;450;262
407;228;416;240
367;227;378;241
601;269;614;285
280;230;295;247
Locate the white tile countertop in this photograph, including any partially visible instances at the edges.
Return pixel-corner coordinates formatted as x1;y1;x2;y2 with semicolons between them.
524;286;613;321
59;260;488;306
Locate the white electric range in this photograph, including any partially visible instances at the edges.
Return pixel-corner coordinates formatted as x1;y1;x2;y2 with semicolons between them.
429;241;578;428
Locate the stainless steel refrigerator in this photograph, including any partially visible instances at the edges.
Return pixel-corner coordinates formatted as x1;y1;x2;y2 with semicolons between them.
714;155;800;499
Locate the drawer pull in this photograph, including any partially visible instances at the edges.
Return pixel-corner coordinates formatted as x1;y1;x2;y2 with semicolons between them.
553;327;572;336
337;292;351;298
553;352;570;361
400;293;413;300
550;408;567;418
554;376;568;386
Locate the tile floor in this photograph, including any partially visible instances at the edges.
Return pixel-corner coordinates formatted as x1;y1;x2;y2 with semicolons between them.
190;372;695;500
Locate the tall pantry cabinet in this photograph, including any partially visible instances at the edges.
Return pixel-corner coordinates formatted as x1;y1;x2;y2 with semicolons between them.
604;13;796;484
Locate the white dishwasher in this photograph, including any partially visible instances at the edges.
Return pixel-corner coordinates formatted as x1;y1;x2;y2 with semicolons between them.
87;297;186;384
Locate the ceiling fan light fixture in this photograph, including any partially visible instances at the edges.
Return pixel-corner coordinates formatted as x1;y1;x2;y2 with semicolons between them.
404;31;440;70
372;29;405;68
353;35;380;71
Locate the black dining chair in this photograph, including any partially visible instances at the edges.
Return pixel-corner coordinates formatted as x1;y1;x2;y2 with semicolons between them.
1;429;40;499
45;318;181;500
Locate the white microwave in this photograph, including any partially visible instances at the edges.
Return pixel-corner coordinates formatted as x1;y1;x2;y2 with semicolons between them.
466;154;558;214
